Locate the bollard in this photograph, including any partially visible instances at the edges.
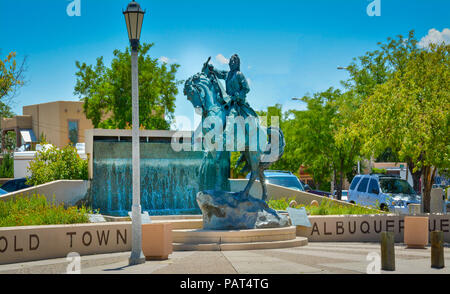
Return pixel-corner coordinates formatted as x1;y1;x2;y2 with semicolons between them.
289;200;298;208
310;200;319;207
431;231;445;269
381;231;395;271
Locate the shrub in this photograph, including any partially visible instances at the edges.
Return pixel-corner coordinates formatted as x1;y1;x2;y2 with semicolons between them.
0;194;91;227
0;152;14;178
372;168;387;174
26;145;88;186
268;197;385;215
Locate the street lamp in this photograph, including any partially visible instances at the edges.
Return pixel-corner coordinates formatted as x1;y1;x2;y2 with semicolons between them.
123;0;146;266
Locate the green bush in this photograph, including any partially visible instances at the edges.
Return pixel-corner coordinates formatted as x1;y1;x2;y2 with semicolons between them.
371;168;387;174
267;197;385;215
0;152;14;178
0;194;91;227
26;145;88;186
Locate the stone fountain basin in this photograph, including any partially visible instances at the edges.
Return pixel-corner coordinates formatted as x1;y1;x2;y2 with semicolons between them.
172;226;308;251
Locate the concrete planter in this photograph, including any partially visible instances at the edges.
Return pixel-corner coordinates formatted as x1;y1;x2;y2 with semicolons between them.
0;180;90;207
0;222;131;265
142;223;173;260
404;216;429;248
296;214;449;243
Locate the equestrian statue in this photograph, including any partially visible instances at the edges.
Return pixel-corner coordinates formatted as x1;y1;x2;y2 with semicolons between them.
183;54;288;230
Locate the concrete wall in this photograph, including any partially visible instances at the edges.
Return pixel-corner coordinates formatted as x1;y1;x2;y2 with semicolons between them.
296;214;450;243
0;180;89;206
0;222;131;265
0;115;32;130
23;101;94;148
0;178;13;186
230;179;353;207
13;151;34;178
13;150;88;179
84;129;192;180
24;102;60;147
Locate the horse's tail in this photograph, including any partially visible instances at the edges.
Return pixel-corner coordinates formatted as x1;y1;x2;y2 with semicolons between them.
260;126;285;165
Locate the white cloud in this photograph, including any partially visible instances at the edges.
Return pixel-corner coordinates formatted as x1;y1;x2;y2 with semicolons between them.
159;56;171;63
418;28;450;48
216;54;229;65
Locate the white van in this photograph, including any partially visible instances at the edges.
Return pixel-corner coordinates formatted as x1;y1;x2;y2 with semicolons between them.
348;174;421;213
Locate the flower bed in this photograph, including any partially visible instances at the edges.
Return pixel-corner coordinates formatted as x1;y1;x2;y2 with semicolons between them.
268;197;385;215
0;194;91;227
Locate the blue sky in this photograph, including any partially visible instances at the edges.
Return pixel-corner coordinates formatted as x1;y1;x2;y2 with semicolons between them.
1;0;449;129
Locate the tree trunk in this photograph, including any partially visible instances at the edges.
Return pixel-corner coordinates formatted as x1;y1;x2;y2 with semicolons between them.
337;161;344;201
407;159;422;194
333;168;338;197
422;166;437;213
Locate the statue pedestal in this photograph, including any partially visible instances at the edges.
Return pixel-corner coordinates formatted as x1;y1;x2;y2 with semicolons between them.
172;226;307;251
197;190;290;230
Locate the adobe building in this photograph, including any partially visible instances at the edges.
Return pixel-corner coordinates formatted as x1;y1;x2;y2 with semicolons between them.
1;101;94;150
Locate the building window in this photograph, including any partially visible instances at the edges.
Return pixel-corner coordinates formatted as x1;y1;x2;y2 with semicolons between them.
68;120;79;145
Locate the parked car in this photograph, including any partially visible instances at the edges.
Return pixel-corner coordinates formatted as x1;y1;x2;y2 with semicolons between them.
348;174;421;213
332;190;348;201
432;184;448;189
0;178;31;193
246;170;305;191
298;181;332;197
307;190;332;197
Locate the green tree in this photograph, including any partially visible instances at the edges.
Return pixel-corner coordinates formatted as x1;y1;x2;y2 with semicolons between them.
375;147;400;162
0;51;27;102
357;42;449;212
341;31;423;191
74;43;182;130
231;104;304;178
0;152;14;178
0;130;17;151
254;104;305;174
26;145;88;186
0;51;24;151
285;88;359;197
293;88;361;198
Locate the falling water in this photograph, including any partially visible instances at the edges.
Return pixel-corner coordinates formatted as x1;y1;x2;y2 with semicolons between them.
91;141;215;216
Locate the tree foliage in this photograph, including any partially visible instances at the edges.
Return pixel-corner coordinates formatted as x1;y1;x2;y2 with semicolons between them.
251;104;306;176
293;88;361;197
74;43;182;130
355;38;449;211
0;51;27;102
0;152;14;178
0;51;24;151
26;145;88;186
341;31;424;191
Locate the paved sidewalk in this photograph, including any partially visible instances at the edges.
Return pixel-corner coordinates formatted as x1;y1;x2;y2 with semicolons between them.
1;242;449;274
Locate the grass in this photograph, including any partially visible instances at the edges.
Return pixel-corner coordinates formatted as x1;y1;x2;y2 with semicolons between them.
0;194;92;227
267;197;386;215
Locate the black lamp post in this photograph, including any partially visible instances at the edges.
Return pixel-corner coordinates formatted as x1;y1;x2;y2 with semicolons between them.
123;1;145;50
124;0;146;266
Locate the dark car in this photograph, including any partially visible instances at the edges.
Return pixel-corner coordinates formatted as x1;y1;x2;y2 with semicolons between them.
300;180;332;197
307;189;332;197
1;178;31;193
